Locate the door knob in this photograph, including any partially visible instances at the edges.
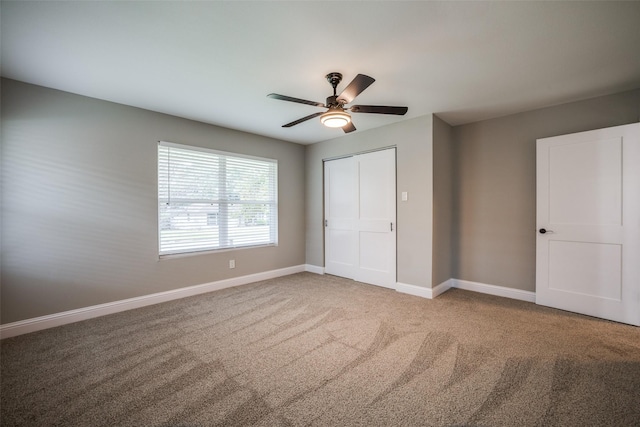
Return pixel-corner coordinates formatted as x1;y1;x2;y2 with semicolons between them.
539;228;554;234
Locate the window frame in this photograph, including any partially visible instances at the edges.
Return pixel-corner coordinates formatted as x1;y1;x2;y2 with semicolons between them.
157;141;278;258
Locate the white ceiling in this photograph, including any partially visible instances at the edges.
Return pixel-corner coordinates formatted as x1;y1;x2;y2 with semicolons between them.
2;1;640;145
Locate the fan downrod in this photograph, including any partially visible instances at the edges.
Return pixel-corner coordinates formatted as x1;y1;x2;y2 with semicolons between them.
325;72;343;106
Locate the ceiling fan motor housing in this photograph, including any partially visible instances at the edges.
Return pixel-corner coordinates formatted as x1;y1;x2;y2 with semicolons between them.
326;95;341;107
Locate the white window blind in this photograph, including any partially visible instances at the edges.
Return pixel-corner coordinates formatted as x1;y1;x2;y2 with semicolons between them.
158;142;278;256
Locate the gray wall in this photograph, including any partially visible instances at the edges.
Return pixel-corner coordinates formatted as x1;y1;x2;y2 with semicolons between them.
453;89;640;291
1;79;306;324
305;115;434;288
432;115;454;286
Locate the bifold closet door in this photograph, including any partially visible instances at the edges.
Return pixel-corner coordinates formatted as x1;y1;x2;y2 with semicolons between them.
324;149;396;288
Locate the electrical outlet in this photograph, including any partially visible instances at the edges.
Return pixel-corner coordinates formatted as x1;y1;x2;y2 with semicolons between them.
229;259;235;269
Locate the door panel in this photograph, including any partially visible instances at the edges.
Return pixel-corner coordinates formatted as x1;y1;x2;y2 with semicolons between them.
536;123;640;326
359;233;391;272
326;229;356;278
354;149;396;288
324;157;356;279
548;241;622;300
358;152;394;219
327;158;356;220
549;137;622;225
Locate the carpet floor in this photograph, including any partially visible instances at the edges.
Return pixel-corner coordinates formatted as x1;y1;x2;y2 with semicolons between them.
1;272;639;426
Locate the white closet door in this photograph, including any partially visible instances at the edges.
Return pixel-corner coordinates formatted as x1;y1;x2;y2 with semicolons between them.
353;149;396;288
536;123;640;326
324;149;396;288
324;156;357;279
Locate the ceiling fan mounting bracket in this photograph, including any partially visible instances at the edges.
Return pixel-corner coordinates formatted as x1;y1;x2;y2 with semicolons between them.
325;72;343;86
325;72;343;96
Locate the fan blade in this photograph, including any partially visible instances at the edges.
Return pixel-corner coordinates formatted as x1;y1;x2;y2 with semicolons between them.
342;122;356;133
283;112;324;128
337;74;375;104
350;105;408;115
268;93;325;108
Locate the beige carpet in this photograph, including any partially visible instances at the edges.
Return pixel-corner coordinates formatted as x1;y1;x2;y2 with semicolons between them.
2;272;639;426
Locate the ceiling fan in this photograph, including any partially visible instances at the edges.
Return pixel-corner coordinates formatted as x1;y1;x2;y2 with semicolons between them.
267;72;408;133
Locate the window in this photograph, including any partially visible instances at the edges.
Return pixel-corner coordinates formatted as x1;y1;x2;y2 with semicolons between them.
158;141;278;256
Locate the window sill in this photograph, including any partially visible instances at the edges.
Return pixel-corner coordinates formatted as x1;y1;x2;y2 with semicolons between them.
158;243;277;260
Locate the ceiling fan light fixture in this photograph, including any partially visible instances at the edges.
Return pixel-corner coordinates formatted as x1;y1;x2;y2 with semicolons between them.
320;109;351;128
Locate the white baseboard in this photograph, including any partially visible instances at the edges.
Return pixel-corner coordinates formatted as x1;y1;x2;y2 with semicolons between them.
305;264;325;275
432;279;454;298
396;279;453;299
396;280;452;299
0;264;306;340
396;282;432;298
396;278;534;303
452;279;536;302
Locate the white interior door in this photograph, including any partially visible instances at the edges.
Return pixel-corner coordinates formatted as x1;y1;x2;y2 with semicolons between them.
324;149;396;288
536;123;640;326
